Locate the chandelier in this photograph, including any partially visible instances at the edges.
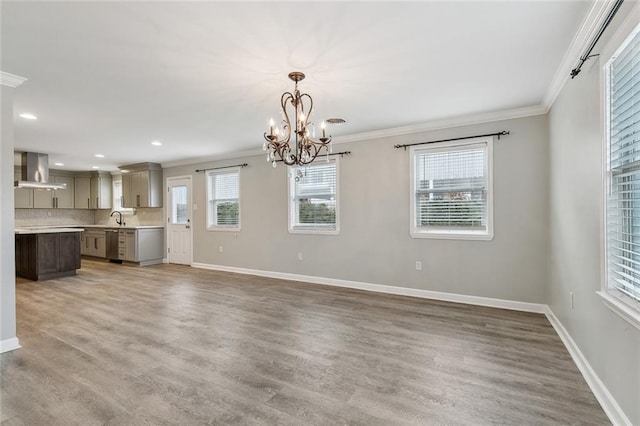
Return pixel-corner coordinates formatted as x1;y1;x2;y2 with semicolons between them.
263;71;332;167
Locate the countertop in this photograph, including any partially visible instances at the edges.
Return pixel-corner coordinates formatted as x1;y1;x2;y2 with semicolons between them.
15;227;84;234
81;225;164;230
15;224;164;231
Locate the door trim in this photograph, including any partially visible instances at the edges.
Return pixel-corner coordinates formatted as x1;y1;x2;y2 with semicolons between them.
166;175;193;266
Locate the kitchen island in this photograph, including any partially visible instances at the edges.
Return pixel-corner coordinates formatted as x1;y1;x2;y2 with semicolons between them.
15;228;83;281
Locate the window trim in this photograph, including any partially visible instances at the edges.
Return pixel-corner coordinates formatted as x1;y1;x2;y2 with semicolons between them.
409;137;494;241
206;167;241;232
287;158;340;235
600;15;640;327
111;179;134;215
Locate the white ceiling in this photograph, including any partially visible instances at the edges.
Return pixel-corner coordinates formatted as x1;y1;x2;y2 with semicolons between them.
2;1;590;171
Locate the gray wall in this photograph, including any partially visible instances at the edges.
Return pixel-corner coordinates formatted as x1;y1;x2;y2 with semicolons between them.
164;114;549;303
1;85;17;346
548;44;640;424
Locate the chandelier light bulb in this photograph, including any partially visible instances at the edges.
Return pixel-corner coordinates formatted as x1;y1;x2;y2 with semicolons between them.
321;121;326;138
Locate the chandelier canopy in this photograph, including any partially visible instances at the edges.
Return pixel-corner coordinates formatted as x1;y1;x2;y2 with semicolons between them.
263;72;332;167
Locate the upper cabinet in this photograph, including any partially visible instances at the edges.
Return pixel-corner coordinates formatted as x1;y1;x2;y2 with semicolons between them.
121;163;162;208
14;167;33;209
33;172;75;209
90;172;112;209
74;171;112;210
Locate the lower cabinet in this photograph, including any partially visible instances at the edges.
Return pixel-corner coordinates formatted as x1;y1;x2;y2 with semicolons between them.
81;230;106;257
81;227;163;266
15;232;81;281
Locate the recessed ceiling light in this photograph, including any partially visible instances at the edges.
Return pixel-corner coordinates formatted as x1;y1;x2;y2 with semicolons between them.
92;166;100;169
95;154;105;158
19;113;37;120
54;162;64;166
151;141;162;146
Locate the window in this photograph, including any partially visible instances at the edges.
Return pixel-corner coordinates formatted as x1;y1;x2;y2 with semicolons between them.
410;137;493;240
288;160;339;234
207;168;240;231
604;23;640;317
112;180;133;213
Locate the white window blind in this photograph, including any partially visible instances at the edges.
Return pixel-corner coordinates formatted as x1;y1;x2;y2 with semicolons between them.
207;169;240;229
606;25;640;309
288;160;338;233
410;139;492;239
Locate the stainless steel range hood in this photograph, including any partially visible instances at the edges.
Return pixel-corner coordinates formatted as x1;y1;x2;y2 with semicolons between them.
14;152;67;190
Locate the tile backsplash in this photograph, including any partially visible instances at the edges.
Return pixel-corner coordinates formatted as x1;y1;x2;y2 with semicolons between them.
94;208;164;226
15;208;164;227
15;209;95;227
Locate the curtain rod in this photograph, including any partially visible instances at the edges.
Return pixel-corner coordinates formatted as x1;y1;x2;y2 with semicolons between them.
570;0;624;79
275;151;351;163
394;131;509;151
195;163;248;173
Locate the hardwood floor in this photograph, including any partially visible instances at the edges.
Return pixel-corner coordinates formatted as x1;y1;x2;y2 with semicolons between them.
1;259;608;425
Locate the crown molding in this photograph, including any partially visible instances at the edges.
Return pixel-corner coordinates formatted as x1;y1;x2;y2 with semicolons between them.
0;71;27;88
161;104;548;170
161;147;263;169
543;0;618;109
332;104;548;144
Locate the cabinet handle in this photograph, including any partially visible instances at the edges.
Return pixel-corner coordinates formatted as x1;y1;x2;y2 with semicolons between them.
96;197;99;209
87;198;90;209
52;197;55;208
136;194;140;207
95;238;98;249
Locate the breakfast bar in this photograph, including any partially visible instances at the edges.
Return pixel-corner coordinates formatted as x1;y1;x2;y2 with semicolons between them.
15;228;83;281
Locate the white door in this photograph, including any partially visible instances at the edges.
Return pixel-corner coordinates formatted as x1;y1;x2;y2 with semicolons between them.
167;176;192;265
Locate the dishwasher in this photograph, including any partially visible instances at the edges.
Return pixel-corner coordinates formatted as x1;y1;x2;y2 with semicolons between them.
105;229;122;262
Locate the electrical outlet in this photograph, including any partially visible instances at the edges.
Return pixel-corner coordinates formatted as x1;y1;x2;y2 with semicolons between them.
219;245;223;253
47;211;52;217
298;252;303;261
415;261;422;271
570;291;574;309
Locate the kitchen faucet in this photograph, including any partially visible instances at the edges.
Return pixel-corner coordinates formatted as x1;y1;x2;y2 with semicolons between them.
110;211;125;226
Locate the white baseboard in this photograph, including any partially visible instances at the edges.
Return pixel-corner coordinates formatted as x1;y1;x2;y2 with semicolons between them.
162;258;168;264
191;262;547;313
0;337;21;353
544;307;632;426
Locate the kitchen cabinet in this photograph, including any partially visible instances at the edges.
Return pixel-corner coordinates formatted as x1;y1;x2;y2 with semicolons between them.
121;163;162;208
81;227;163;265
33;174;75;209
74;176;91;209
14;167;33;209
82;229;106;258
91;172;112;209
15;231;81;281
74;171;112;210
124;230;136;261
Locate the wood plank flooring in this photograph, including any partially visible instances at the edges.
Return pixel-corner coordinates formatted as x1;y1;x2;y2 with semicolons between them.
1;260;609;425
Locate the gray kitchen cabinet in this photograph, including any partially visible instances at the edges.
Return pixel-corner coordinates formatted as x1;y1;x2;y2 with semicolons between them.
90;172;112;209
14;167;33;209
33;174;75;209
123;228;163;265
74;176;92;209
124;230;136;261
82;230;106;257
74;171;112;210
121;163;162;208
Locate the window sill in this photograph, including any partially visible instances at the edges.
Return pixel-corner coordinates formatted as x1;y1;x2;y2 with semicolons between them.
410;230;494;241
207;227;240;232
289;227;339;236
597;291;640;331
